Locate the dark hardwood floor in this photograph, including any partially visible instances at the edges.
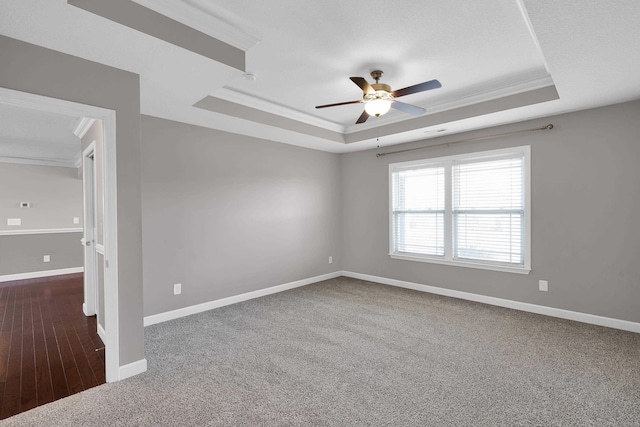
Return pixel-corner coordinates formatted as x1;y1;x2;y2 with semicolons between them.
0;273;105;420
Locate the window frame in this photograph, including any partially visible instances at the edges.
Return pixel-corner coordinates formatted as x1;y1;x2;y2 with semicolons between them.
388;145;531;275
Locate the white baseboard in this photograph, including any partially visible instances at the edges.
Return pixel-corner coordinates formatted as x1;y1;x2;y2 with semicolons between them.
0;267;84;283
97;323;106;344
117;358;147;382
341;271;640;334
144;271;341;327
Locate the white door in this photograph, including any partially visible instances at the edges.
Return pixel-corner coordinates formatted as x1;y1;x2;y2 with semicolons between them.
82;143;98;317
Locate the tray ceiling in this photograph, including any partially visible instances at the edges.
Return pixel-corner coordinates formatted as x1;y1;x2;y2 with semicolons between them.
1;0;639;153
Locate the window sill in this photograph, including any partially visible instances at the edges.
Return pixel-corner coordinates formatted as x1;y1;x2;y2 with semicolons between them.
389;253;531;275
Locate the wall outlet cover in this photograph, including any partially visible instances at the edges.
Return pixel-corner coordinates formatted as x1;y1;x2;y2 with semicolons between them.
7;218;21;226
73;217;80;224
173;283;182;295
539;280;548;292
43;255;51;263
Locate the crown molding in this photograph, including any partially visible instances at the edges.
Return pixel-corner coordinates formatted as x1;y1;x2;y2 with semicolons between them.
515;0;552;75
132;0;260;51
213;87;346;133
0;155;78;168
214;75;553;137
343;74;555;134
73;117;96;139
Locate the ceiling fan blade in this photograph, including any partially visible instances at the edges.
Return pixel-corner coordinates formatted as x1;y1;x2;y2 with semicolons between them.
392;101;426;116
350;77;374;95
392;79;442;98
355;110;369;124
315;100;362;109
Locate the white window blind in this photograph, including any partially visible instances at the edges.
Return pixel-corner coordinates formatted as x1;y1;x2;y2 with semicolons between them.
453;156;524;265
389;146;530;274
391;166;445;256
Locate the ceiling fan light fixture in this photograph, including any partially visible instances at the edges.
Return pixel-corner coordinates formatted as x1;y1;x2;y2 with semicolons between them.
364;98;392;117
315;70;441;124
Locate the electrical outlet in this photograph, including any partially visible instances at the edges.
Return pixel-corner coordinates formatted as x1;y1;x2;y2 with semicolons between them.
7;218;21;226
539;280;548;292
43;255;50;263
328;256;333;264
73;217;80;224
173;283;182;295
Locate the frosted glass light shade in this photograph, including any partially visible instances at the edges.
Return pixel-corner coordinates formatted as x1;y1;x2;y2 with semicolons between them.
364;99;392;117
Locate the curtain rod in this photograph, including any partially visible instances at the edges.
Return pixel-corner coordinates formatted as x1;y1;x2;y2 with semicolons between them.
376;124;554;157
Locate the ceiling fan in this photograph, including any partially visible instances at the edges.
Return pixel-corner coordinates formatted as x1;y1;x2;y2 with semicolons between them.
315;70;442;124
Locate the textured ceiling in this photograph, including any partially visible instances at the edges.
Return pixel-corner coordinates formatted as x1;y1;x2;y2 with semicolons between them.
212;0;550;129
0;0;639;154
0;103;81;166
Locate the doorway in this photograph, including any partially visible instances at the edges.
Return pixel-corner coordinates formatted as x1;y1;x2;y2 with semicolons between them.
0;87;120;384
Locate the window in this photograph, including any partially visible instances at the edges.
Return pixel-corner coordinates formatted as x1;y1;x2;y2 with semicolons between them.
390;146;530;274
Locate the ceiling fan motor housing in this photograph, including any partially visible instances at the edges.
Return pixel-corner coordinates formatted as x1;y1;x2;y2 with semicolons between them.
372;83;392;93
365;70;394;103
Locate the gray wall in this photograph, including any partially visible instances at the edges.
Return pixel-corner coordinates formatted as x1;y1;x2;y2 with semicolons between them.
0;35;144;365
0;232;82;276
0;163;82;230
140;116;342;317
0;162;84;276
341;100;640;323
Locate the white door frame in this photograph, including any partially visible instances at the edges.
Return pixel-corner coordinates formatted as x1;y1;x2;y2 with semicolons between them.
0;87;121;382
81;141;98;318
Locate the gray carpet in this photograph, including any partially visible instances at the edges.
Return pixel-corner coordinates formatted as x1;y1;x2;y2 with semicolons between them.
4;277;640;426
